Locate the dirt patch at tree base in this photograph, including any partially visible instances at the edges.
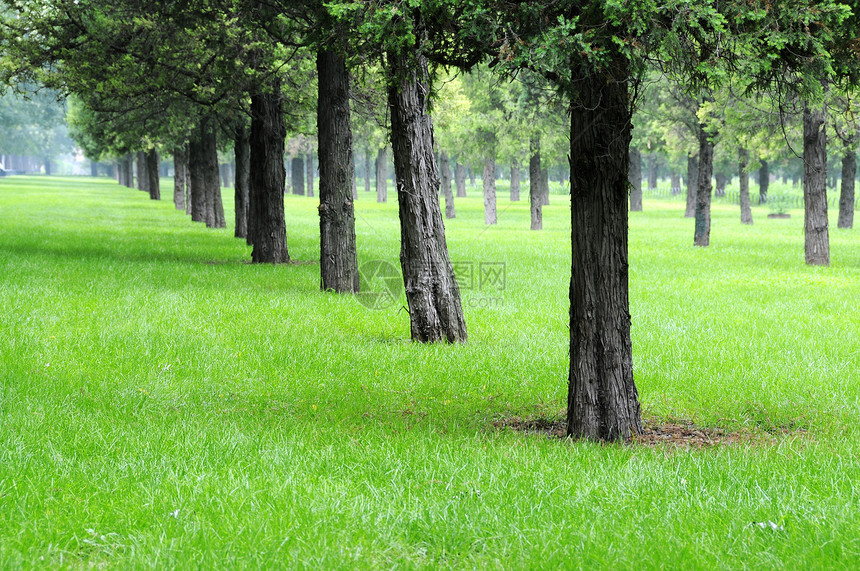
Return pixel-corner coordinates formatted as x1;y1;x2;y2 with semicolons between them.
493;416;806;448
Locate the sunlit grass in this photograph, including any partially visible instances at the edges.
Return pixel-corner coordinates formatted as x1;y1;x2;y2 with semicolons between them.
0;175;858;568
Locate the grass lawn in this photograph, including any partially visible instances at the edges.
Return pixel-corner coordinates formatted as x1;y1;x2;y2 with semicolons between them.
1;175;858;569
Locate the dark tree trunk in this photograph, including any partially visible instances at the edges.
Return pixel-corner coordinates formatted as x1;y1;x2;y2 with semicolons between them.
758;160;769;204
541;167;550;205
306;153;315;198
803;105;830;265
685;154;698;217
838;144;855;229
173;146;187;210
483;155;497;224
376;147;387;202
43;158;52;175
715;173;727;197
202;120;225;228
124;154;134;188
647;154;658;190
136;151;148;192
567;58;641;442
739;148;753;225
291;157;305;195
90;161;98;177
670;172;681;196
529;136;542;230
317;49;359;293
455;162;466;197
629;146;643;211
249;80;290;264
189;127;207;223
694;112;715;247
234;127;251;240
440;150;455;219
510;160;521;201
146;148;160;200
387;48;466;343
364;149;372;193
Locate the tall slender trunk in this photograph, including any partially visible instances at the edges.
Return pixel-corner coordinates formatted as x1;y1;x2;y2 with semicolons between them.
647;154;658;190
739;148;753;225
838;143;855;229
529;136;542;230
455;162;466;197
568;57;641;442
376;147;387;202
483;155;497;225
387;48;466;343
317;49;359;292
715;173;727;197
136;151;148;192
306;153;315;198
189;126;207;224
685;154;698;217
694;109;715;247
629;146;643;211
670;172;681;195
364;149;372;193
90;161;98;177
541;168;550;205
440;150;455;219
146;148;160;200
803;105;830;265
202;119;225;228
510;161;521;201
234;126;251;239
173;146;187;210
249;79;290;263
291;157;305;195
758;160;769;204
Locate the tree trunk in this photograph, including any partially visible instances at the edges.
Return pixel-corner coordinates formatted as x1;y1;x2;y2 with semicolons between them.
189;127;207;224
541;167;550;205
715;173;727;197
440;150;455;219
647;154;658;190
234;127;251;240
629;146;643;211
202;119;225;228
89;161;98;177
291;157;305;195
317;49;359;293
376;147;387;202
739;148;753;225
568;57;641;442
173;146;187;210
758;160;769;204
306;153;315;198
364;149;372;193
387;48;466;343
136;151;148;192
146;148;160;200
483;155;497;225
469;169;476;187
529;136;542;230
838;143;855;229
510;160;521;201
685;154;698;217
670;172;681;196
455;162;466;197
694;112;715;247
249;79;290;264
803;105;830;266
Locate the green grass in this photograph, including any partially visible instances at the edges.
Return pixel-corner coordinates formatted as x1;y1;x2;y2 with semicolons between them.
1;175;859;569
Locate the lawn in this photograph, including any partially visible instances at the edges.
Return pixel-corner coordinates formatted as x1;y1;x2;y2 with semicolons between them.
0;175;858;569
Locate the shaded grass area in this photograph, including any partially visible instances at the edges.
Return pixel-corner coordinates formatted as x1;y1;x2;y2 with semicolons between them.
1;176;858;568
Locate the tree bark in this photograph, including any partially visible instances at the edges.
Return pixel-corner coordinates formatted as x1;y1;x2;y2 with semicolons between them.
440;150;455;219
189;127;207;224
136;151;148;192
739;148;753;225
715;173;727;197
670;172;681;196
455;161;466;197
306;153;315;198
376;147;387;202
291;157;305;195
483;155;497;225
838;143;855;229
317;49;359;293
647;153;658;190
529;135;542;230
758;160;769;204
629;146;643;211
387;48;466;343
694;111;715;247
202;119;225;228
803;105;830;266
685;154;698;217
510;160;521;201
173;146;187;210
541;167;550;205
234;126;251;240
146;148;160;200
567;57;641;442
249;79;290;264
